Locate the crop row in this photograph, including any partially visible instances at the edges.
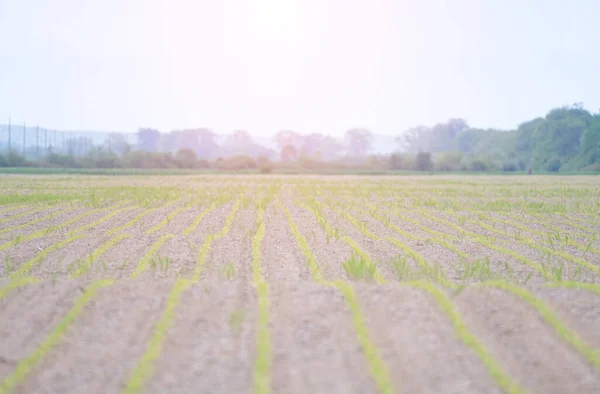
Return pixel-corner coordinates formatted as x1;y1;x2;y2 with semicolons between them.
282;192;600;393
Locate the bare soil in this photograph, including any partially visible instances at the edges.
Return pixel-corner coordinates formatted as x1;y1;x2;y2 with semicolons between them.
1;175;599;394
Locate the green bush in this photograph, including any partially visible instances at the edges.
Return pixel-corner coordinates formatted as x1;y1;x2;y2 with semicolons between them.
414;152;433;171
502;161;519;172
469;159;489;172
256;156;274;173
546;157;561;172
436;152;463;171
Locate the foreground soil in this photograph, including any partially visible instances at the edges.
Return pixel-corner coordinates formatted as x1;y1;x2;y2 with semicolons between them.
1;174;599;394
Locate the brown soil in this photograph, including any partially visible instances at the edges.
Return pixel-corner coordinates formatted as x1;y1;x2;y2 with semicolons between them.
354;284;502;394
144;282;257;394
13;280;172;394
454;286;600;394
280;194;350;280
1;175;600;393
0;280;82;380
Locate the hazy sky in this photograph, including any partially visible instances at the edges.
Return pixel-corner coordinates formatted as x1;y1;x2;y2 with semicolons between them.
1;0;599;136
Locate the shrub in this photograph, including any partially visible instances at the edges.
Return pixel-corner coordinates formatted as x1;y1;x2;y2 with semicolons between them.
546;157;561;172
502;161;519;172
436;152;463;171
174;148;198;168
256;156;274;173
469;159;489;172
414;152;433;171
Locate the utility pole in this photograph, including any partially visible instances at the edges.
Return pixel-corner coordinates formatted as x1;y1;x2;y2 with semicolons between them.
44;128;48;156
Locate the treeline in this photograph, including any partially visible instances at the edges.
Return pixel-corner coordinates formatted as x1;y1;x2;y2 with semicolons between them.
401;104;600;172
0;147;568;173
1;104;599;173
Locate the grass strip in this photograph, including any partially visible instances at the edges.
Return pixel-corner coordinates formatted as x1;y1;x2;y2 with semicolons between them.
121;278;193;394
406;281;526;394
0;279;113;394
482;281;600;369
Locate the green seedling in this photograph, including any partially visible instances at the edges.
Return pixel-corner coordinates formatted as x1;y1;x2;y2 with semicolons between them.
457;257;495;282
220;262;237;280
229;308;246;337
4;256;12;275
150;256;172;272
389;255;412;281
12;234;23;246
343;254;377;282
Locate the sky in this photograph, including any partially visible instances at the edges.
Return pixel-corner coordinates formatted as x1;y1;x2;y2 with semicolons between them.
0;0;599;136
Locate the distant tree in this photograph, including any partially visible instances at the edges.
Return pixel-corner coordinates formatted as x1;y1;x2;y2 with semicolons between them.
397;126;428;153
436;152;463;171
281;144;298;162
531;106;592;169
469;158;490;172
175;148;198;168
274;130;304;151
345;128;373;157
389;153;406;170
160;131;178;152
578;116;600;166
446;118;469;138
319;135;344;160
257;155;274;173
137;128;161;152
225;129;254;150
301;133;325;156
414;151;433;171
222;129;261;157
546;157;562;172
104;133;129;156
175;130;202;155
195;128;220;159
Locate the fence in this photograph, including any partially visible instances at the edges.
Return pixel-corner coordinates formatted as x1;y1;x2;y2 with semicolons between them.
0;121;132;160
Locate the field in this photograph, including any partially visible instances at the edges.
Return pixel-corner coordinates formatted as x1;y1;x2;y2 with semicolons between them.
0;174;599;394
